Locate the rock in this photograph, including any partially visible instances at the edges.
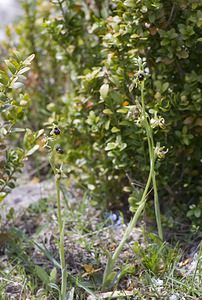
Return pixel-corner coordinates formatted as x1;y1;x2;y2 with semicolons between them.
0;0;22;40
4;179;55;211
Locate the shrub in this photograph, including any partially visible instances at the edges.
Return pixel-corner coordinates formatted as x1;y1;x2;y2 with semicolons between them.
0;52;39;201
7;0;202;223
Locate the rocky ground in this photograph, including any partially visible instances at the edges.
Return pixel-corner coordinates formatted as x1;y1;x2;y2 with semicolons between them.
1;160;201;299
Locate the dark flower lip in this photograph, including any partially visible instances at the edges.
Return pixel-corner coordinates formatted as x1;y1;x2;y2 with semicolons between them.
56;145;64;154
138;73;145;81
54;127;61;135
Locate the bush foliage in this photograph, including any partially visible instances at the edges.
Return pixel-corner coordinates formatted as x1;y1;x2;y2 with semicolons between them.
0;52;37;201
2;0;202;222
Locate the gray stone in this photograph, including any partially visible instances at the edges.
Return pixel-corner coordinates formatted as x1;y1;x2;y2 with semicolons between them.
0;0;22;40
4;179;56;211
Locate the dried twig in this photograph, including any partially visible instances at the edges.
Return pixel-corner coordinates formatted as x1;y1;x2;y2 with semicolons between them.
87;290;134;300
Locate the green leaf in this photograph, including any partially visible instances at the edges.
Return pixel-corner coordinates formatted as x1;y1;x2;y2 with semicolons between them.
0;192;7;202
9;58;20;69
103;108;113;115
49;267;57;283
162;82;169;93
7;182;15;189
36;129;45;139
100;83;109;99
13;51;24;62
5;60;17;74
124;0;135;8
0;92;7;102
105;142;117;151
119;143;127;151
111;91;123;103
186;210;193;218
48;282;61;294
23;54;35;65
35;265;49;285
26;145;39;156
11;128;26;133
105;120;110;130
103;271;117;288
111;126;120;133
131;33;140;39
32;241;60;269
194;208;201;218
87;184;95;190
0;71;9;85
11;82;24;89
117;108;128;114
18;67;30;75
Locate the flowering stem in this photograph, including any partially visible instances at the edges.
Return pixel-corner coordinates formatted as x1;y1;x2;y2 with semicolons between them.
50;150;67;300
152;170;163;240
56;175;67;300
140;81;163;240
102;75;163;287
112;162;153;262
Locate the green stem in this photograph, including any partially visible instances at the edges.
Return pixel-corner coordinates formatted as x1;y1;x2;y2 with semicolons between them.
56;176;67;300
149;128;163;240
102;154;153;287
152;171;163;240
140;81;163;240
145;124;163;240
103;77;163;287
112;161;153;263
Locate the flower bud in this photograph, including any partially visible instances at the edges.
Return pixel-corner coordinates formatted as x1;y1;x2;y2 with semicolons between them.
55;145;64;154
